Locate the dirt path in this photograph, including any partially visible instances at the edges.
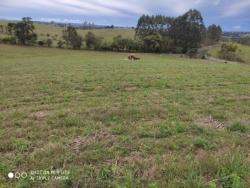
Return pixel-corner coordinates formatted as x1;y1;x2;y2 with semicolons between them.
206;56;241;64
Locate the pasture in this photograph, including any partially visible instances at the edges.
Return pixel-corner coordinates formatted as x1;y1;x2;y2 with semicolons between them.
0;44;250;187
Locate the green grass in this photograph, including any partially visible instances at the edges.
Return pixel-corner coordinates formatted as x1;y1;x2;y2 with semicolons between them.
0;20;135;46
208;43;250;64
0;44;250;187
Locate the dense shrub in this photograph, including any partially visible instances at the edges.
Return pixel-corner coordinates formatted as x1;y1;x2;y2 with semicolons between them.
197;48;208;59
218;51;244;62
85;32;103;50
99;42;112;51
57;40;65;48
37;40;45;46
142;33;162;52
218;43;244;62
227;122;248;133
1;37;16;44
14;17;37;45
63;26;82;49
186;48;198;57
45;38;53;47
111;35;140;52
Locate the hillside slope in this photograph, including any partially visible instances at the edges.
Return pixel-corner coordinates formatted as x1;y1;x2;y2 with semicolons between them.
0;20;135;44
0;44;249;187
208;43;250;64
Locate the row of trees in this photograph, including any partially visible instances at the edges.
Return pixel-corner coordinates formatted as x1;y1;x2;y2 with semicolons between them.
1;10;222;54
135;10;222;53
206;24;222;45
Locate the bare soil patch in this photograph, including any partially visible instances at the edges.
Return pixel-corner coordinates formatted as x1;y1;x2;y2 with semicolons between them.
124;86;138;92
69;131;114;152
196;115;225;130
29;111;50;119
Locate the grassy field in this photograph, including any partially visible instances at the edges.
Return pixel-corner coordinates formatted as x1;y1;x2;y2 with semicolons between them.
0;20;135;45
0;44;250;187
208;43;250;64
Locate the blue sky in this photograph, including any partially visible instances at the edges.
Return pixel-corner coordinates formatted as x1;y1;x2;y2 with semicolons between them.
0;0;250;31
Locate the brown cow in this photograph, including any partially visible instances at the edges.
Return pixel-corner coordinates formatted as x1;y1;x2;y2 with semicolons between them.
128;54;140;60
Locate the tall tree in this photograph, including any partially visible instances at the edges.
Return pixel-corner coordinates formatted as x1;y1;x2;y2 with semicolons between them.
135;15;172;40
85;32;96;49
85;32;103;50
135;15;173;52
0;25;3;33
7;23;16;35
63;26;82;49
14;17;37;45
206;24;222;44
135;10;205;53
170;9;205;53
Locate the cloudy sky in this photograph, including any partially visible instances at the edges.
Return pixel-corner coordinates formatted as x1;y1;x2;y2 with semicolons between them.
0;0;250;31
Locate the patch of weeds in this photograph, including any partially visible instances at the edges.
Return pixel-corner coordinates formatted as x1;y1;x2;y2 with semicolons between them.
113;146;130;156
138;127;154;138
15;153;23;166
190;124;207;135
158;125;175;138
227;122;248;133
0;139;14;152
175;121;187;133
61;116;83;127
97;165;113;181
209;110;227;121
193;137;215;150
157;121;187;138
119;169;141;188
63;179;74;188
14;139;32;153
218;151;248;188
216;173;243;188
109;115;122;124
166;140;179;150
148;182;159;188
185;173;206;188
14;121;22;127
111;124;127;135
199;155;219;177
48;115;84;127
207;181;217;188
16;179;33;188
0;162;8;175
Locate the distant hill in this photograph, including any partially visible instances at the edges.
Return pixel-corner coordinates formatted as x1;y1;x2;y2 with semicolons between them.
223;31;250;39
0;20;135;46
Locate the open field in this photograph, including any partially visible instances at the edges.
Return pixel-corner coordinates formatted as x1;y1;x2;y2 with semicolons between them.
0;45;250;187
0;20;135;45
208;43;250;64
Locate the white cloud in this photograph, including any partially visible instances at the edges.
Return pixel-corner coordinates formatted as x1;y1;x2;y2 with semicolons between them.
39;17;82;23
0;0;147;16
213;0;221;6
233;25;241;30
222;0;250;17
0;0;210;17
1;0;250;18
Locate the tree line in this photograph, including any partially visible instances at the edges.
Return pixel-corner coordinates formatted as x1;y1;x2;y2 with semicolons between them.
0;10;222;55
